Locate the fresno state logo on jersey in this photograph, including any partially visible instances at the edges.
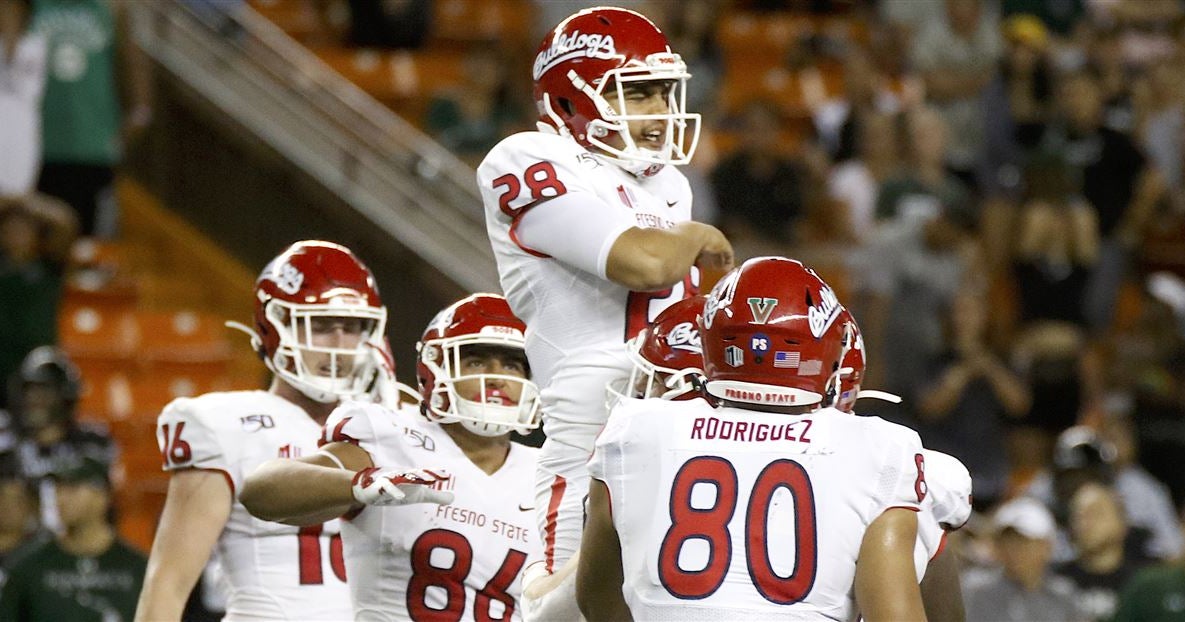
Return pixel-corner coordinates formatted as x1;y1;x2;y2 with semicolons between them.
532;30;618;80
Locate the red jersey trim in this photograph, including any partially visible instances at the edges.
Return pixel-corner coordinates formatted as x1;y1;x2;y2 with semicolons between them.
543;474;567;573
509;209;553;259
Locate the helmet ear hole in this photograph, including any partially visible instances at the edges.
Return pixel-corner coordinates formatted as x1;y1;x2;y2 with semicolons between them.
557;97;574;116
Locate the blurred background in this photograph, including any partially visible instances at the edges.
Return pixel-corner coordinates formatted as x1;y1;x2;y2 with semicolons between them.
2;0;1185;620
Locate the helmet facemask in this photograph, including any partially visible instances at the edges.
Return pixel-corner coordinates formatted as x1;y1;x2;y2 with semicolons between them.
264;299;387;404
419;336;541;437
542;53;701;173
625;337;703;401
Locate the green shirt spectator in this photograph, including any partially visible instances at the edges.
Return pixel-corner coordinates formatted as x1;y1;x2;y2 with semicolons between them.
1113;563;1185;622
0;457;145;622
33;0;120;166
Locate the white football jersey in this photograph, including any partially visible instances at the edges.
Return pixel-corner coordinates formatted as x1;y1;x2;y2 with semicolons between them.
321;402;541;622
913;449;973;580
478;131;696;436
157;390;351;621
589;398;927;621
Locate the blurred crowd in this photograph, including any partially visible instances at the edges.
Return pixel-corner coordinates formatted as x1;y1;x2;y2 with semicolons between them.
4;0;1185;620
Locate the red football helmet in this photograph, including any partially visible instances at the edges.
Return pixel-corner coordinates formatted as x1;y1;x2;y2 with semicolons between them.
700;257;850;408
416;293;541;436
533;7;701;172
834;308;864;413
244;241;387;403
611;295;706;404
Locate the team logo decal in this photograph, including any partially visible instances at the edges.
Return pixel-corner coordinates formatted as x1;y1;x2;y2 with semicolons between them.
271;261;304;295
703;270;741;330
665;321;701;353
750;333;769;354
724;345;744;367
532;30;618;80
806;286;842;339
747;297;778;325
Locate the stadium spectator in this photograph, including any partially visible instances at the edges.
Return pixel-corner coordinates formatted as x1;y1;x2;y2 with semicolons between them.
135;241;389;621
1026;426;1184;563
0;0;45;196
916;288;1028;509
578;257;928;621
710;99;807;250
962;497;1083;622
813;47;901;164
32;0;152;237
1;346;114;533
240;293;542;620
1053;482;1156;621
1112;558;1185;622
655;0;723;116
426;42;525;166
1011;155;1098;327
827;112;901;242
858;107;980;396
0;194;76;408
345;0;430;49
0;456;146;622
1038;70;1165;333
979;14;1054;201
477;6;732;606
911;0;1002;187
0;463;38;584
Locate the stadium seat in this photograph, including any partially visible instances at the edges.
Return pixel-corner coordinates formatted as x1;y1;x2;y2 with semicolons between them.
136;310;234;364
59;304;138;363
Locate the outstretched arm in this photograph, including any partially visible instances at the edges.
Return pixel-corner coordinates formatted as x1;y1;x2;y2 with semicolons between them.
239;442;372;525
576;479;632;622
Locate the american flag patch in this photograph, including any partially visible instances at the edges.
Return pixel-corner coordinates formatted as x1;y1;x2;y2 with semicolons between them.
774;351;800;368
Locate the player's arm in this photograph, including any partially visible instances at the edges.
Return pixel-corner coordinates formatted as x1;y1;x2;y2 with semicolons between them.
522;554;582;622
605;221;733;291
576;479;632;622
135;469;232;622
921;545;965;622
513;189;733;292
240;442;372;525
855;507;926;622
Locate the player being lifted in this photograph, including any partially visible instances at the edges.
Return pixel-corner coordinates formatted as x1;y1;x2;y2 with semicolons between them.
241;293;543;621
477;6;733;590
578;257;928;621
136;241;392;621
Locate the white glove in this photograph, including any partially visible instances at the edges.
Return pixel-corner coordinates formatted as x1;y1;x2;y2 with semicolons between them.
351;467;455;506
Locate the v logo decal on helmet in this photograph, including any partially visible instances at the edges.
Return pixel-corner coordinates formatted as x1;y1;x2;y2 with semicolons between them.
747;297;778;325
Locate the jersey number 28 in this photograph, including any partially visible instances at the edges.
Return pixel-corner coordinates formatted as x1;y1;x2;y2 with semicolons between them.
657;456;818;604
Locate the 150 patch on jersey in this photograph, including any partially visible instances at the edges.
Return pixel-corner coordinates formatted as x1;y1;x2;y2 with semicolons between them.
241;414;276;432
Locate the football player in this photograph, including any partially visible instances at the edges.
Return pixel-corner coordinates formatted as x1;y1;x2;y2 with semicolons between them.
135;241;391;621
240;293;542;621
834;307;971;621
577;257;927;621
478;6;733;582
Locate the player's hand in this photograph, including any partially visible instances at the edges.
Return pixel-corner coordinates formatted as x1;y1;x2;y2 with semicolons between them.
351;467;455;506
695;224;734;273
